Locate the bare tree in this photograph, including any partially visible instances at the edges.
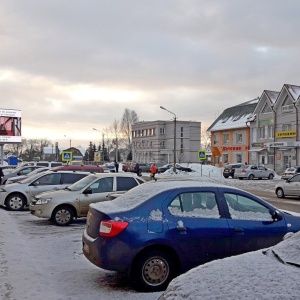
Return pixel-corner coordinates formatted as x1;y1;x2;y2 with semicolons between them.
111;119;122;161
201;126;211;149
121;108;139;151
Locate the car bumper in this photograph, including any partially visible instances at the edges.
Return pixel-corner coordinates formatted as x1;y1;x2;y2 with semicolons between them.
29;203;54;219
236;174;248;178
82;228;133;273
0;192;8;206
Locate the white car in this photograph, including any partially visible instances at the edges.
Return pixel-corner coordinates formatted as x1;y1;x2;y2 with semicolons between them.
29;173;146;226
0;170;89;211
234;165;275;180
275;173;300;198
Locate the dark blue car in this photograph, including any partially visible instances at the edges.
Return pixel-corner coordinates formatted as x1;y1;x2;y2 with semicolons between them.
82;180;300;292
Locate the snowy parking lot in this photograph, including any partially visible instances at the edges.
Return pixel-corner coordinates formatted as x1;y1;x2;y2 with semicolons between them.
0;164;296;300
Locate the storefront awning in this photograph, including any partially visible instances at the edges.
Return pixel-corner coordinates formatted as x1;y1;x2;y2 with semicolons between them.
248;148;264;152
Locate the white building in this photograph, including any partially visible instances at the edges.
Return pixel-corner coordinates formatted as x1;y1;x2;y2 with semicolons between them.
132;120;201;163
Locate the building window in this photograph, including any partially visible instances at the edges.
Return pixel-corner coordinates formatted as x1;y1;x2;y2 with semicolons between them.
236;154;242;163
160;128;165;135
213;134;219;145
282;124;292;131
258;127;265;139
282;96;294;112
223;133;229;144
236;133;243;144
160;141;165;148
223;154;229;164
181;127;183;138
268;125;274;139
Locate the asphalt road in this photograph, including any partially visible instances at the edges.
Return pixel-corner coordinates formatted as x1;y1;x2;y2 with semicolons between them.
243;188;300;213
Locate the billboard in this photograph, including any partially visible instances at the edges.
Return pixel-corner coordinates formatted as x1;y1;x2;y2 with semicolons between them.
0;109;22;143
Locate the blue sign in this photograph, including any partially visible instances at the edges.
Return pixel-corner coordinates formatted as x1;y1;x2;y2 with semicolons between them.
62;151;72;162
198;150;206;160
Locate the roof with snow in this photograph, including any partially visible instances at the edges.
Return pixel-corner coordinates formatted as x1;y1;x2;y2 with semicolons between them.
207;98;259;132
264;90;279;104
284;84;300;101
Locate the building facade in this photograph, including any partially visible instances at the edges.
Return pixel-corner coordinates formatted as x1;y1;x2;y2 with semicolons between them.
249;84;300;173
132;120;201;163
207;99;259;167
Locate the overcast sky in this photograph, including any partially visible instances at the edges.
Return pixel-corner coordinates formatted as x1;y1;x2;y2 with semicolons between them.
1;0;300;148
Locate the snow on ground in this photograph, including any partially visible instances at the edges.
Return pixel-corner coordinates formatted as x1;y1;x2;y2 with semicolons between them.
0;164;287;300
159;231;300;300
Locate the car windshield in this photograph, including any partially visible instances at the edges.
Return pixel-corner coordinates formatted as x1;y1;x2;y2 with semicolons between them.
66;174;98;191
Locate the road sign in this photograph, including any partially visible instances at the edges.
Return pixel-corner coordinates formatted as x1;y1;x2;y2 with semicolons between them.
198;150;206;160
94;151;101;162
62;151;72;162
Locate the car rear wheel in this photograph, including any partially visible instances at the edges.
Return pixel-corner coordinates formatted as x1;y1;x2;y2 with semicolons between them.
5;193;26;211
131;250;177;292
248;174;255;180
238;177;243;180
52;206;74;226
268;174;274;180
276;188;285;198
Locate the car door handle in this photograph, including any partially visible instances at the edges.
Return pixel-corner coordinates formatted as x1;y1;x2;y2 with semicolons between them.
176;226;187;232
234;227;244;233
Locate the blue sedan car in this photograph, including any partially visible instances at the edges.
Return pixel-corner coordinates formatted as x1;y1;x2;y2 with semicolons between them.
82;180;300;292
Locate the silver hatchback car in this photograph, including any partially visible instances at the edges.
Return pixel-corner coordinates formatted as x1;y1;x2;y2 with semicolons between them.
234;165;275;180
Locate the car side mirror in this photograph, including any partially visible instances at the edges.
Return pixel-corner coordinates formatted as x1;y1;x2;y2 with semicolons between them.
83;188;93;195
32;181;40;186
271;210;283;221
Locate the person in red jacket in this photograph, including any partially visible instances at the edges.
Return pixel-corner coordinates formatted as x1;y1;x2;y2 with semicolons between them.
150;163;157;181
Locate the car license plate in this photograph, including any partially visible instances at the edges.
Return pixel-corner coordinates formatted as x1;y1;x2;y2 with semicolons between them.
83;243;90;255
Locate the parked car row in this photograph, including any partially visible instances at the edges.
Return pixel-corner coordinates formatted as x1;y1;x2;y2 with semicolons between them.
4;161;300;294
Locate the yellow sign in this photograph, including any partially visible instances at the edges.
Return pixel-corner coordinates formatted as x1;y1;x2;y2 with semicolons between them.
94;151;101;162
276;131;297;138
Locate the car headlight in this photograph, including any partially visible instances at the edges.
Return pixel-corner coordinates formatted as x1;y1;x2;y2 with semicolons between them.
35;198;52;205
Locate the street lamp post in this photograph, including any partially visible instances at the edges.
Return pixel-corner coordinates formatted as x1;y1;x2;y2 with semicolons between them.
64;135;72;148
160;106;177;172
93;128;105;163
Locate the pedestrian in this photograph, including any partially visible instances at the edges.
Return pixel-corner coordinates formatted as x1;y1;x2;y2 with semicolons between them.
150;163;157;181
114;161;119;172
0;166;4;184
135;163;142;176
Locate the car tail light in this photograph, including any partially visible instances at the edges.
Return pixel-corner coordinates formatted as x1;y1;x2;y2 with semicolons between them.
242;169;246;173
99;220;129;237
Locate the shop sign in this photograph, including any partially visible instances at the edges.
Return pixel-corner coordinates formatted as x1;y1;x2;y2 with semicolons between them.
276;131;297;138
